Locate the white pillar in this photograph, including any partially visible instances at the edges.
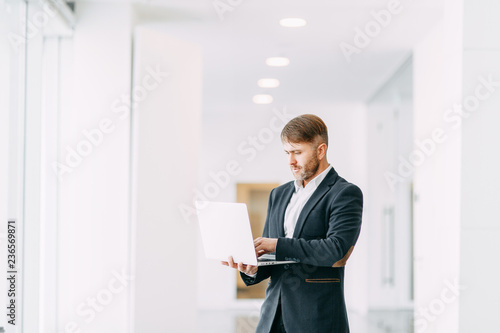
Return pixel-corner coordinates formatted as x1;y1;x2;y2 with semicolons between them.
413;20;461;332
132;26;202;332
414;1;500;331
459;0;500;330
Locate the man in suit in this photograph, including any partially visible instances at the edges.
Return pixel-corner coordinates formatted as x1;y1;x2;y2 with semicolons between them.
222;114;363;333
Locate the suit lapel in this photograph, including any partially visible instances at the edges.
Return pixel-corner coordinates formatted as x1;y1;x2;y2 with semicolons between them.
277;182;295;237
292;168;338;238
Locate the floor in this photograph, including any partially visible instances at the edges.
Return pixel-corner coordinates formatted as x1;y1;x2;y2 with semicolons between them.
198;309;414;333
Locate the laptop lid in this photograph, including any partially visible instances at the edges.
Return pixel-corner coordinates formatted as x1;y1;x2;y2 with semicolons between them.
195;201;258;265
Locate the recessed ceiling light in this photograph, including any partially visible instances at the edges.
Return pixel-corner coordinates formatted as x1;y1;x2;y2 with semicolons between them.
265;57;290;67
258;78;280;88
280;18;307;28
253;94;273;104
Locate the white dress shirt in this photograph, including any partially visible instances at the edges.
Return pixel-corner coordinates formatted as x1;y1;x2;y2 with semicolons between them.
245;165;332;276
284;165;332;238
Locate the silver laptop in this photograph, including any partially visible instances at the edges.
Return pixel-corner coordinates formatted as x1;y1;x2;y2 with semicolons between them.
195;201;297;266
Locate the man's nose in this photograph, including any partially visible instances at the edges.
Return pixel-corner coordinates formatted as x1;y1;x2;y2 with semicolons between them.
289;154;296;165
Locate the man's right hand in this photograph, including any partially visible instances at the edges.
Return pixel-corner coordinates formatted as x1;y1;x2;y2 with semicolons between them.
221;256;258;276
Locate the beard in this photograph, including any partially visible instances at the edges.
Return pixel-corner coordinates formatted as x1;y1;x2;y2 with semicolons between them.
292;153;320;182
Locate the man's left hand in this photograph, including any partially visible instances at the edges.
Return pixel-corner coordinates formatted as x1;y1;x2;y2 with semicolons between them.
254;237;278;257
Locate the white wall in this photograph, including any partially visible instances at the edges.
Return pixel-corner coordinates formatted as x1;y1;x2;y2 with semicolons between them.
196;103;369;316
58;3;133;333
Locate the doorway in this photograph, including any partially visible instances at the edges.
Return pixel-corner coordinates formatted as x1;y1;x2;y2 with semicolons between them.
236;183;279;299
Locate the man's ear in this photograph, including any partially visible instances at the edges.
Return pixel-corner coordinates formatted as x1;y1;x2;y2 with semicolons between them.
317;142;327;160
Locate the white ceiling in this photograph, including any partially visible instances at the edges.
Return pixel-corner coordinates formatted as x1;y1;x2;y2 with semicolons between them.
129;0;443;106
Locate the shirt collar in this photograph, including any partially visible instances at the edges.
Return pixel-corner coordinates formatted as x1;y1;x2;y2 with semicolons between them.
294;164;332;192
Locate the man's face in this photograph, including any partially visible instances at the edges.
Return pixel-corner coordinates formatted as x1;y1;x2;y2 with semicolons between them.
283;141;320;183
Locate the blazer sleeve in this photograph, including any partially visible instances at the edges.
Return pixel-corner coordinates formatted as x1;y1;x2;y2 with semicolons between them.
275;184;363;267
240;188;276;286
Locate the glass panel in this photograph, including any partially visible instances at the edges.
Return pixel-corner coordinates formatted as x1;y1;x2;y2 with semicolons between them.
1;0;27;331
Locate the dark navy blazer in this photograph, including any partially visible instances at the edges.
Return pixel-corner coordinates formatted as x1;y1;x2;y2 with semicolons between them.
240;167;363;333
